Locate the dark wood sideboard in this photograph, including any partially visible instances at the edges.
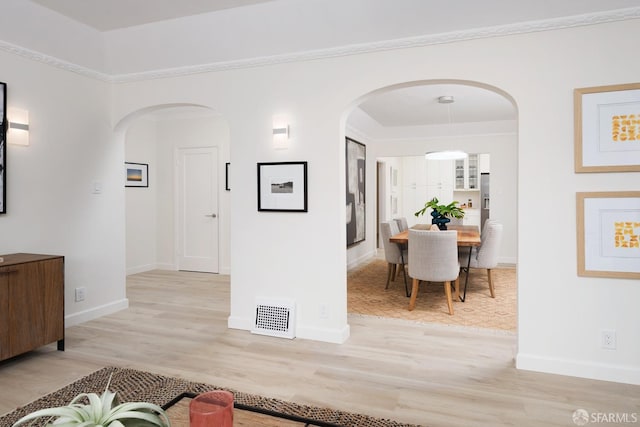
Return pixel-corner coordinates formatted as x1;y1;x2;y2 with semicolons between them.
0;253;65;361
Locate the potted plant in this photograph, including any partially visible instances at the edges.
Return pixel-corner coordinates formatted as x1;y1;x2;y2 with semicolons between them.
11;377;171;427
414;197;465;230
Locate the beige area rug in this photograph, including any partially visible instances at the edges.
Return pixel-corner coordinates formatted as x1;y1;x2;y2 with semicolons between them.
0;367;421;427
348;259;517;331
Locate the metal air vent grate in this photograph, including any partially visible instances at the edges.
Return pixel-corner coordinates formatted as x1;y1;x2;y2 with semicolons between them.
252;298;296;339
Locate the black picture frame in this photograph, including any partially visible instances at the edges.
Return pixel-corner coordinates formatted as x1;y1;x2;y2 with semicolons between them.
257;161;308;212
0;82;6;214
124;162;149;187
346;137;365;246
225;162;230;191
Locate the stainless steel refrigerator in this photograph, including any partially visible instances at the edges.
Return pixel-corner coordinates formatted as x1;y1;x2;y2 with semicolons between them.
481;173;490;228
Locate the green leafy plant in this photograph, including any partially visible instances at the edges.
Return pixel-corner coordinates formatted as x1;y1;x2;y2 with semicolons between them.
11;375;171;427
414;197;465;219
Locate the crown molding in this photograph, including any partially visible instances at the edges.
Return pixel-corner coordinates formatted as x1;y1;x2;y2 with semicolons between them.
2;7;639;84
0;40;111;82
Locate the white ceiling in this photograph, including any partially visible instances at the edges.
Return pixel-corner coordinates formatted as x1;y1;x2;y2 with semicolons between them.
358;84;516;127
29;0;277;31
25;0;638;126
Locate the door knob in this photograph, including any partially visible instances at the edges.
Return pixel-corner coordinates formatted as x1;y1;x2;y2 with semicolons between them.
205;214;217;218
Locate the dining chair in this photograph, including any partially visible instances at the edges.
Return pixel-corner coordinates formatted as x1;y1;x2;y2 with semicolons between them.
408;229;459;314
394;217;409;232
459;221;503;298
379;220;407;292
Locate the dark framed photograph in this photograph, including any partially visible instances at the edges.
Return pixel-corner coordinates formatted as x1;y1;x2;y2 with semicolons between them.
574;82;640;172
0;82;6;214
257;161;307;212
346;137;365;246
124;162;149;187
225;162;230;191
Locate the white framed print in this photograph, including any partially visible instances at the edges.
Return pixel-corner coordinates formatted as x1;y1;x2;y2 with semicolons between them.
574;82;640;172
257;161;307;212
577;191;640;279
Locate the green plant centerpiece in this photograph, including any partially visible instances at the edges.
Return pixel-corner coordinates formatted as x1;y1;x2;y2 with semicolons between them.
11;376;171;427
414;197;464;230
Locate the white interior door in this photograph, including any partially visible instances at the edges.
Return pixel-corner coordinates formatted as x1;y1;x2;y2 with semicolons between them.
177;147;219;273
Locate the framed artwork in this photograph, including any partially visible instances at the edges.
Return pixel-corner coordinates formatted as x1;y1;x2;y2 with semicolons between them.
257;161;307;212
574;82;640;172
346;137;365;246
0;82;5;214
124;162;149;187
225;162;230;191
577;191;640;279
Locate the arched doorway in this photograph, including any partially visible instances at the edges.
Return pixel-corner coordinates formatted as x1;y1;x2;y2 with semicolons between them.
114;104;231;276
344;80;518;334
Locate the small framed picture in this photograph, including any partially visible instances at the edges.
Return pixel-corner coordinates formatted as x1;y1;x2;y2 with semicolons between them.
574;82;640;172
125;162;149;187
225;162;230;191
257;161;307;212
577;191;640;279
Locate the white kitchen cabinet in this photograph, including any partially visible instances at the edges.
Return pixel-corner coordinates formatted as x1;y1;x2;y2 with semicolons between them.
479;153;490;173
462;208;481;228
454;154;479;190
400;157;454;225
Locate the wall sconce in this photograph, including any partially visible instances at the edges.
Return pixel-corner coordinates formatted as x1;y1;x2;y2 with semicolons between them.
8;108;29;146
273;125;289;149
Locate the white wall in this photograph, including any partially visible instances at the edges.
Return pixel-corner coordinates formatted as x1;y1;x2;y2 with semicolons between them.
1;12;638;385
0;49;127;326
125;118;157;274
111;20;640;382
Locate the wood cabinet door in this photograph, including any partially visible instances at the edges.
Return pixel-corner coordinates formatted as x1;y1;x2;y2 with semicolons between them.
0;268;10;359
41;258;64;343
8;262;46;357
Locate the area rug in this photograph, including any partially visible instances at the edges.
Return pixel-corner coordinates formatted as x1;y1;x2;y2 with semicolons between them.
0;366;421;427
348;259;516;331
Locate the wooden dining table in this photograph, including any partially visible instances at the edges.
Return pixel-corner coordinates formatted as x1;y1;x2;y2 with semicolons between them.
389;224;481;301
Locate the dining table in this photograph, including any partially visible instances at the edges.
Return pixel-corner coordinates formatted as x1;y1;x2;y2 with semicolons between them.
389;224;481;301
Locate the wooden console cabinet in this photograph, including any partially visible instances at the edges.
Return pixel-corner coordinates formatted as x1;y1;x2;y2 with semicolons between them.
0;253;65;361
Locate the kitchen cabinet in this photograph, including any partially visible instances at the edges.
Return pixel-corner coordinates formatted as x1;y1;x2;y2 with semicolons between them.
400;157;455;224
454;154;479;190
462;208;481;228
0;253;64;361
425;158;454;203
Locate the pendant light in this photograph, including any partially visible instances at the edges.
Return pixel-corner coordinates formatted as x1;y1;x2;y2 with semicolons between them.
425;96;467;160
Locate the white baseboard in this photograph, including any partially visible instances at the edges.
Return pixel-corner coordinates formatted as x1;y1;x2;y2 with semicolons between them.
228;315;351;344
126;264;156;275
517;352;640;385
347;250;376;271
227;315;252;331
65;298;129;327
296;323;351;344
127;263;228;275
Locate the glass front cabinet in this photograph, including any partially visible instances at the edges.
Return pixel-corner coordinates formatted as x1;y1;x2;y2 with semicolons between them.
454;154;479;190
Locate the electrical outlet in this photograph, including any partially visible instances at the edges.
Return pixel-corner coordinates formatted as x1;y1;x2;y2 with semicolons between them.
601;329;616;350
75;287;86;302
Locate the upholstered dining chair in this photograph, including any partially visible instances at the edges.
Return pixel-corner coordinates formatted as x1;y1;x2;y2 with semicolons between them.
460;221;503;298
394;217;409;232
408;229;459;315
379;220;407;291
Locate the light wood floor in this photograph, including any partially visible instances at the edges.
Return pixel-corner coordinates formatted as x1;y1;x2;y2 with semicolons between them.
1;270;638;427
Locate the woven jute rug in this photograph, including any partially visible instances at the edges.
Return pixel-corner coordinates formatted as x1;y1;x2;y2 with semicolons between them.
0;366;421;427
348;259;516;331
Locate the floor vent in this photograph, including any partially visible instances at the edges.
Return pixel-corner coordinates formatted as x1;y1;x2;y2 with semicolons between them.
252;298;296;339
